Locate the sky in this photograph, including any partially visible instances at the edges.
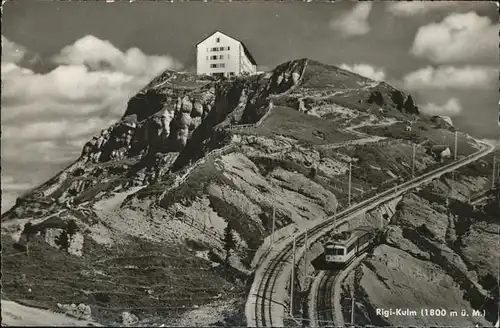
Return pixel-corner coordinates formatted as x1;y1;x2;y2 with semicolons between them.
1;0;499;213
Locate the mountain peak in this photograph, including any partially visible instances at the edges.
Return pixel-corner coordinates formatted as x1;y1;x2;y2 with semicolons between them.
3;55;492;327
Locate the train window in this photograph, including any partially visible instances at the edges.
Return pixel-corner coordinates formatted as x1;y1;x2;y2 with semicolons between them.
328;248;344;255
347;243;356;253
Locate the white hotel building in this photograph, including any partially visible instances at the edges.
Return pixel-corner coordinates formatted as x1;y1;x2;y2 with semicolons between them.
196;31;257;78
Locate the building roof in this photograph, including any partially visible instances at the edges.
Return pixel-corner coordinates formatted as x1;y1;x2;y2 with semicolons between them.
195;30;257;66
324;226;375;247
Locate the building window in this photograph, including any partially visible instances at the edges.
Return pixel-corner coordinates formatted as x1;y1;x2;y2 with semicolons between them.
216;37;220;43
219;55;224;60
220;63;225;68
211;55;217;60
228;54;230;59
210;64;217;68
228;46;230;50
207;47;209;52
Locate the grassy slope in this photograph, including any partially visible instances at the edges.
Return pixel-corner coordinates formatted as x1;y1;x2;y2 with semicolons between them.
242;106;354;146
4;59;487;326
360;120;479;156
1;234;240;325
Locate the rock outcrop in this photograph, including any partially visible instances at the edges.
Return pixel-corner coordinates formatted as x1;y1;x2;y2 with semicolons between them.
4;58;486;327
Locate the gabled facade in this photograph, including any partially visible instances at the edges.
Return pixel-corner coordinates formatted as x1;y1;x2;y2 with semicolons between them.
196;31;257;78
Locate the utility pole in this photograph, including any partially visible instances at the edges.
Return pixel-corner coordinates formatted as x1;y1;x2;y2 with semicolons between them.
446;196;450;217
348;161;352;207
290;235;296;317
350;285;355;325
496;220;500;328
271;205;276;245
303;229;308;287
412;143;416;179
454;131;458;160
333;208;338;234
492;156;497;189
497;162;500;192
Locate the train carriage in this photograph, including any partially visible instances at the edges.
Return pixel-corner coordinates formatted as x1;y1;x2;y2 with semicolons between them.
324;226;375;265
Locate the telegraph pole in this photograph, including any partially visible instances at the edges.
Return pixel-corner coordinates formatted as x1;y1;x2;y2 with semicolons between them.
271;205;276;245
412;143;416;179
496;219;500;328
348;162;352;207
350;285;355;325
303;229;308;287
454;131;458;160
496;161;500;205
290;235;296;317
333;208;338;234
492;156;497;189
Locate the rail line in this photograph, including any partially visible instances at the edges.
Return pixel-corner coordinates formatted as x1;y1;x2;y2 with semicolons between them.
247;139;495;327
315;271;337;326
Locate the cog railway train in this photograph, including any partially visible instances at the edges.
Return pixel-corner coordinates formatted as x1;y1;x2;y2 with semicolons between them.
324;226;375;265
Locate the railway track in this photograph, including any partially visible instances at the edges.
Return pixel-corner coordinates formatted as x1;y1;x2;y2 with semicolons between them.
315;271;337;326
310;253;364;327
247;140;495;327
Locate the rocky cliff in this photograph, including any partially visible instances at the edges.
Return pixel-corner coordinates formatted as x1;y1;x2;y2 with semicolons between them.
340;154;500;327
1;58;487;326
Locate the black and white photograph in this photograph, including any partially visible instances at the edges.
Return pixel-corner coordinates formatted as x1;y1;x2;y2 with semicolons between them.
1;1;499;327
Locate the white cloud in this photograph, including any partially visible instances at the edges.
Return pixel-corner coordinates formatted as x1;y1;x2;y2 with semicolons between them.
1;36;27;64
2;34;181;129
52;35;181;75
2;117;117;143
3;64;134;105
420;98;463;116
411;12;498;63
403;66;498;90
1;176;36;192
1;35;182;211
2;191;19;214
330;3;373;37
339;63;386;81
386;2;457;16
